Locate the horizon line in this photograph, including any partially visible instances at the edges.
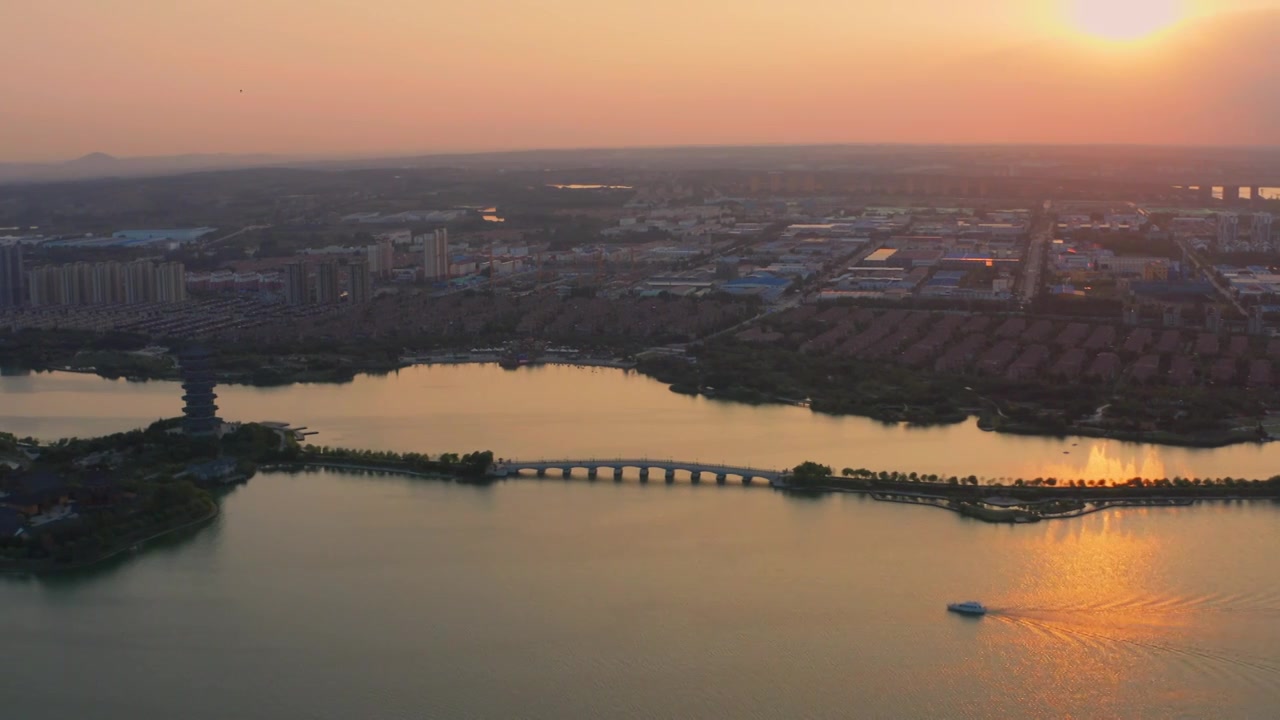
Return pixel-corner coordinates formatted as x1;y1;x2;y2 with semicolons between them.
9;140;1280;167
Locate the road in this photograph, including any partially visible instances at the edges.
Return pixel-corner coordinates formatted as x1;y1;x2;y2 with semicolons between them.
1174;236;1247;317
207;224;271;247
1019;211;1052;307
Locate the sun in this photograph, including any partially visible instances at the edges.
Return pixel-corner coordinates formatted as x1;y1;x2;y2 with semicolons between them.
1069;0;1186;41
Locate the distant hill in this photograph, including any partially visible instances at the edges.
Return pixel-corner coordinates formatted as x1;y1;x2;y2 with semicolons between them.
0;152;296;185
68;152;119;166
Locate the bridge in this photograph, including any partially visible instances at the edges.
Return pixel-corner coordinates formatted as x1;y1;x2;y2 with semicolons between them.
494;459;785;485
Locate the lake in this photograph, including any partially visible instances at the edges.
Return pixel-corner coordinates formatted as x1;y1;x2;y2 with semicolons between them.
2;365;1279;718
4;363;1280;481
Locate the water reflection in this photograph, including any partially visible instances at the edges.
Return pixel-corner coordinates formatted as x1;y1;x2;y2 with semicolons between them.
5;364;1280;483
1026;443;1200;483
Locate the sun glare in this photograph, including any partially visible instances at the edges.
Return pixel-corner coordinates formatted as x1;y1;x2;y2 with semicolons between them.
1070;0;1185;41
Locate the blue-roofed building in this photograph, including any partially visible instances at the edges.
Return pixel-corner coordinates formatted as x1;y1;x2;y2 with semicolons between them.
1128;281;1216;303
112;228;217;245
722;273;792;302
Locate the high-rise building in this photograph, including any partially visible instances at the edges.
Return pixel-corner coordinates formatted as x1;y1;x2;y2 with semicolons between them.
1217;213;1239;251
58;262;85;305
284;263;309;305
26;266;57;307
367;240;394;278
317;261;340;304
25;260;183;307
123;260;157;304
423;228;449;280
70;261;95;304
1253;213;1274;252
0;244;25;308
155;261;187;302
347;261;371;304
178;347;221;438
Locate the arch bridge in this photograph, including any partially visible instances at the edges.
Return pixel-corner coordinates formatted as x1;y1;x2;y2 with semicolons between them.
494;459;784;485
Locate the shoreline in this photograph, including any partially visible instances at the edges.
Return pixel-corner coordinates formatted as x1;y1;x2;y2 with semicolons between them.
671;382;1267;449
5;355;640;385
0;500;220;577
792;484;1212;524
397;356;638;371
261;460;457;481
4;359;1271;449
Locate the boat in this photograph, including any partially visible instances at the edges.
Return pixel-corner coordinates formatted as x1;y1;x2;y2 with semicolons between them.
946;601;987;616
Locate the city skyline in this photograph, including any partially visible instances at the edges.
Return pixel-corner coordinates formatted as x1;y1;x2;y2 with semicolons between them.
3;0;1279;163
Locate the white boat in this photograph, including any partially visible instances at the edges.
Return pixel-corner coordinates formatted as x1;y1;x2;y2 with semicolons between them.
947;601;987;616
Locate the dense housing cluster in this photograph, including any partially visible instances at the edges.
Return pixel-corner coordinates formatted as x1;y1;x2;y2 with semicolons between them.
758;306;1280;389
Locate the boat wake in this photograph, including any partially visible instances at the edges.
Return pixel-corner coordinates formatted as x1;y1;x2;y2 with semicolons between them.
993;590;1280;618
988;611;1280;691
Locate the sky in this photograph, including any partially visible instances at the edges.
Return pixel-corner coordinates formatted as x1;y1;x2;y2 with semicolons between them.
1;0;1278;162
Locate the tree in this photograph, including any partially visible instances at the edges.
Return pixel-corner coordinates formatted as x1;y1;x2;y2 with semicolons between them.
459;451;495;478
842;467;855;477
789;461;833;487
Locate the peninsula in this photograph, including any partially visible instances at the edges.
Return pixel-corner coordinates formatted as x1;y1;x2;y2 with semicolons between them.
0;421;494;575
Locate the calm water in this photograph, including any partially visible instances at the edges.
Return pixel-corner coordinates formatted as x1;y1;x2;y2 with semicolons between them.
4;363;1280;481
2;365;1280;718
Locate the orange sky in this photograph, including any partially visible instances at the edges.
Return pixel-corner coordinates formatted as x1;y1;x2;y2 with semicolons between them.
2;0;1277;162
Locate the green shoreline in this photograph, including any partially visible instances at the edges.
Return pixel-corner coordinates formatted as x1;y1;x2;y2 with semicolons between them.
0;499;219;577
3;322;1274;449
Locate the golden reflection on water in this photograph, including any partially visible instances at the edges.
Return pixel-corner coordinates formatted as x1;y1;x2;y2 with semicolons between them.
979;519;1190;715
1015;442;1195;484
1002;516;1166;615
970;511;1280;715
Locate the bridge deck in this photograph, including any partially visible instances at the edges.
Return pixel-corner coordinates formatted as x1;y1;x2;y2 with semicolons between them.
497;459;782;479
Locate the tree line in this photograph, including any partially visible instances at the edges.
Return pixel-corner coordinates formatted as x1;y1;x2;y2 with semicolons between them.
298;445;495;479
786;461;1280;493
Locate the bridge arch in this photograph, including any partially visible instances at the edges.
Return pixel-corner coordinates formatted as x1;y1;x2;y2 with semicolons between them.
495;459;782;485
